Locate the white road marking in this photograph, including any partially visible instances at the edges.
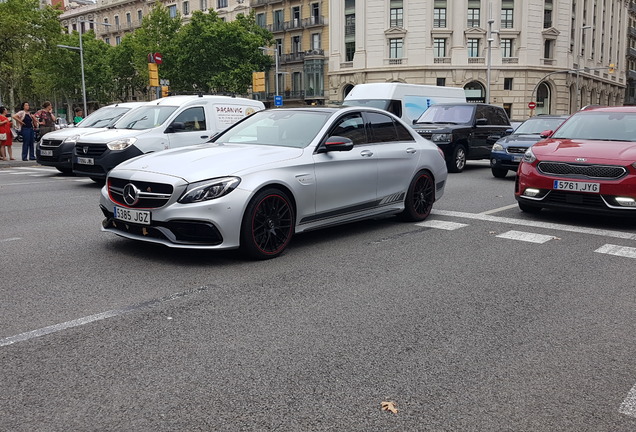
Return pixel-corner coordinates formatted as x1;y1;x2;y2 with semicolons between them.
416;220;468;230
0;237;22;242
432;210;636;241
496;230;556;244
0;286;208;347
595;244;636;259
481;203;519;215
620;385;636;417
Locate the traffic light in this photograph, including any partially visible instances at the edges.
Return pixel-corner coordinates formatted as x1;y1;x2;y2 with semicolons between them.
252;71;265;92
148;63;159;87
608;63;615;74
162;86;169;97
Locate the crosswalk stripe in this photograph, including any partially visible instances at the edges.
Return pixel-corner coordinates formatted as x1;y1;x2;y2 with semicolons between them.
416;220;468;230
496;230;556;244
595;244;636;259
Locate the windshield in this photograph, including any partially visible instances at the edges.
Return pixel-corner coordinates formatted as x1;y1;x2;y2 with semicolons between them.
113;106;178;130
514;117;567;135
342;99;391;110
552;111;636;142
76;106;134;128
415;105;474;124
213;110;332;148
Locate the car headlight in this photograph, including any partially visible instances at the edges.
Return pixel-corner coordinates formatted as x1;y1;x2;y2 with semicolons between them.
431;133;452;143
107;137;138;151
492;143;504;151
63;134;81;145
178;177;241;204
522;148;537;163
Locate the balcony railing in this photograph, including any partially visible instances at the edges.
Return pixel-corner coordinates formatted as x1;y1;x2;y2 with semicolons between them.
434;57;451;64
468;57;485;64
502;57;519;64
385;58;406;65
629;47;636;58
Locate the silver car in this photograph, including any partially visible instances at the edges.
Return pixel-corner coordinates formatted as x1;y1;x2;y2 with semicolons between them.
99;107;448;259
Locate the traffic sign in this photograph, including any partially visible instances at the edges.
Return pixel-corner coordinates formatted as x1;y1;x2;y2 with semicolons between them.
528;101;537;110
154;53;163;65
274;95;283;107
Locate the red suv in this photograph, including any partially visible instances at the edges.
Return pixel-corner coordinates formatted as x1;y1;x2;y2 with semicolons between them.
515;106;636;216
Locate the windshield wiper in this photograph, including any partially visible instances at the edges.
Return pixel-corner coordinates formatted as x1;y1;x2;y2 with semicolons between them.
124;116;147;129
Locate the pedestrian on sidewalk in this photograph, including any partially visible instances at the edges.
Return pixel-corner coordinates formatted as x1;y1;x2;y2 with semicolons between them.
0;106;14;160
13;102;38;161
35;101;56;138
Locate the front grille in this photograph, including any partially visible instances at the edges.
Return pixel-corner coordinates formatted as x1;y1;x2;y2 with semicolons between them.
507;146;527;154
108;177;173;209
544;190;606;207
416;131;434;140
538;162;626;179
41;138;63;148
75;142;107;158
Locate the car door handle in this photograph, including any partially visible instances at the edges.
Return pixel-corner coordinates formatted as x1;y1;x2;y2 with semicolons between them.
201;135;209;139
360;150;373;157
406;148;417;154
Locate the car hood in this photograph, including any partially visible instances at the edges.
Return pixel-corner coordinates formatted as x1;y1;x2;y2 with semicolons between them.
111;143;305;183
533;138;636;164
79;128;154;143
497;134;544;147
41;127;108;141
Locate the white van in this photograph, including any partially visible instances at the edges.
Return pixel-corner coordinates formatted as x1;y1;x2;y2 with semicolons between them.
72;95;265;181
342;83;466;124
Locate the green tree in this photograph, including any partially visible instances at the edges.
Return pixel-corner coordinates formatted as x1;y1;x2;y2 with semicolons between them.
0;0;63;110
167;11;272;95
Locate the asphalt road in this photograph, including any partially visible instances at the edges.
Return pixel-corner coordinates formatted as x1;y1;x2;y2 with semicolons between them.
2;162;636;431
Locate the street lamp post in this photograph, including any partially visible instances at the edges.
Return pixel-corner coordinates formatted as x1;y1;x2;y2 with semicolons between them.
486;17;499;104
259;46;280;101
576;25;592;111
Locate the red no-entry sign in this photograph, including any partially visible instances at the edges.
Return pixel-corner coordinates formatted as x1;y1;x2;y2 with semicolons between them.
154;53;163;64
528;101;537;110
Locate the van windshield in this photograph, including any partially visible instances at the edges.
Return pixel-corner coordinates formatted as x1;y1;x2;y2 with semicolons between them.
77;106;135;128
114;106;178;130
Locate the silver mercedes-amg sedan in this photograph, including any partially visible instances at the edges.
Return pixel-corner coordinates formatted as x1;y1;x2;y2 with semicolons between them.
99;107;448;259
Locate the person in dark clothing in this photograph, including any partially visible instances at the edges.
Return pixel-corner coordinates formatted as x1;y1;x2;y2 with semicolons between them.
13;102;38;161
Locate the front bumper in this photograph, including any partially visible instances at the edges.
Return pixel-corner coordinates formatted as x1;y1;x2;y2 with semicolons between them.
74;145;144;179
490;151;522;171
36;140;74;170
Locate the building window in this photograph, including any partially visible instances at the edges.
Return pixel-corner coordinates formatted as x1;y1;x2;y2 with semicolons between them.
501;0;513;29
126;12;131;26
183;1;190;15
390;0;403;28
544;39;553;59
256;13;266;28
114;15;120;27
467;38;480;57
292;35;301;55
105;37;110;45
292;6;301;27
544;0;553;28
434;38;446;57
345;13;355;36
437;77;446;86
389;38;403;59
275;39;283;57
273;10;284;31
345;41;355;61
292;71;302;93
103;18;108;25
217;0;227;8
504;77;513;90
137;10;142;22
312;33;321;50
501;38;513;57
168;5;177;18
200;0;207;10
434;1;447;28
467;0;480;28
115;36;121;45
311;3;320;24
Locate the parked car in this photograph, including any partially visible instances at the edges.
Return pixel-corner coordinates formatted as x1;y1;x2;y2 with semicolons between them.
55;117;69;130
411;103;512;173
99;107;448;259
36;102;146;174
490;114;569;178
515;106;636;215
73;95;265;183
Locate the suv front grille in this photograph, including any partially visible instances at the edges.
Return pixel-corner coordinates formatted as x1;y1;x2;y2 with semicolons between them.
108;177;174;209
415;131;433;140
507;146;528;154
75;142;107;158
537;162;626;179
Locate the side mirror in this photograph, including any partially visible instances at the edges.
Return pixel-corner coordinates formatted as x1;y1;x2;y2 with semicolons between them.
167;122;185;133
505;128;514;135
475;118;488;126
319;136;354;153
539;129;553;138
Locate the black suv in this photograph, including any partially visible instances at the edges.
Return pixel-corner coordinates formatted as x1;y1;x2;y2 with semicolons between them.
412;103;512;172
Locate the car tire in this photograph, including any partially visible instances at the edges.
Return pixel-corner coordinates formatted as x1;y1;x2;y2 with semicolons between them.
240;188;295;260
491;166;508;178
518;201;542;213
447;145;467;173
399;170;435;222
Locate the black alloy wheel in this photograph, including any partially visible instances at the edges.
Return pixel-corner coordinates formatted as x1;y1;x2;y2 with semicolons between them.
399;170;435;221
241;188;294;260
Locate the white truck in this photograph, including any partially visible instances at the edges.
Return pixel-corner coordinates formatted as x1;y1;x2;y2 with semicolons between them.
342;83;466;124
72;95;265;182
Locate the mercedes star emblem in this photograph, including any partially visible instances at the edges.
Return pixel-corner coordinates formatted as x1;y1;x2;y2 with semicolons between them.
123;183;141;206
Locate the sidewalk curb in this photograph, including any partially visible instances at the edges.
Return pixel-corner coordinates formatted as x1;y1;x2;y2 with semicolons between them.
0;142;42;169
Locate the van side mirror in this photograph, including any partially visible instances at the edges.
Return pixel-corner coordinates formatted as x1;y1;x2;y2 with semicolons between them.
167;122;185;133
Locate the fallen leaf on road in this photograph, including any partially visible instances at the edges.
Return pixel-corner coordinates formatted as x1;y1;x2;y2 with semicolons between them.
381;401;398;414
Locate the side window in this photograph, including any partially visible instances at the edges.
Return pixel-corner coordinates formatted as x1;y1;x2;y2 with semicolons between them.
475;105;490;123
395;120;416;142
493;108;510;125
366;112;398;143
329;113;367;145
173;107;206;131
387;100;402;118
